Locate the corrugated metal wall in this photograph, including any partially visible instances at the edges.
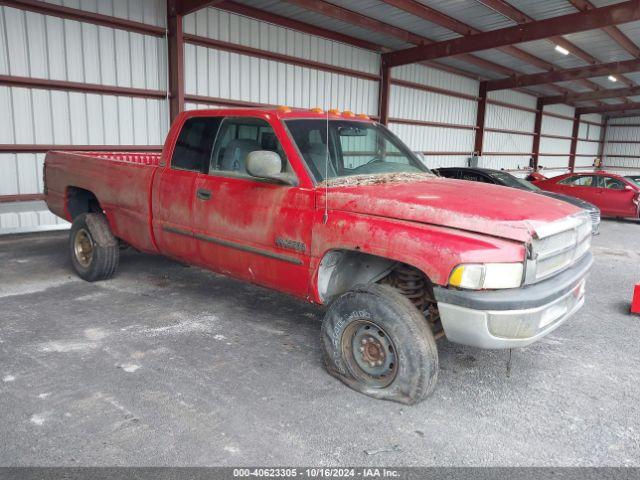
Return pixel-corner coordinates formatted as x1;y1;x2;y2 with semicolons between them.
0;1;620;235
575;113;602;170
539;103;575;172
387;64;477;169
0;0;169;234
604;116;640;174
182;8;380;115
484;90;536;172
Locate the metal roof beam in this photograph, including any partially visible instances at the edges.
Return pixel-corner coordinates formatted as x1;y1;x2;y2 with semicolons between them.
176;0;224;16
214;1;383;51
542;86;640;105
381;1;569;73
215;1;484;79
487;58;640;91
384;0;640;67
577;102;640;115
567;0;640;58
475;0;635;90
382;0;608;96
281;0;577;94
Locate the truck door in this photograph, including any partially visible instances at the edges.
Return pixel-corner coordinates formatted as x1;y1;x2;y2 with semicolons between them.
192;116;313;298
152;116;222;261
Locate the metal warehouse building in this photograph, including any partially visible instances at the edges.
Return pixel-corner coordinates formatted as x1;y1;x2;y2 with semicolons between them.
2;0;640;233
2;0;640;470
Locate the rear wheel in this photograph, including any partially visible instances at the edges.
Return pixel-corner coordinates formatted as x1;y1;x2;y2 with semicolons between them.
321;284;438;404
69;213;119;281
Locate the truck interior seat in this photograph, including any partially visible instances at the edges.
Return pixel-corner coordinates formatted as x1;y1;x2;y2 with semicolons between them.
220;139;261;173
307;143;338;179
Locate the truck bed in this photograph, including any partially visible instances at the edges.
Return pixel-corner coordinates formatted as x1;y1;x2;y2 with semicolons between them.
45;150;162;253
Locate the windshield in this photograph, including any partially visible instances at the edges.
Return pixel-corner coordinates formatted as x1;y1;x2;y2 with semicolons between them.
490;171;541;192
285;119;430;182
625;175;640;186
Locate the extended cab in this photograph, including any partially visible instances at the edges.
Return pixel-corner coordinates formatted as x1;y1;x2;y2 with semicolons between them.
44;108;592;404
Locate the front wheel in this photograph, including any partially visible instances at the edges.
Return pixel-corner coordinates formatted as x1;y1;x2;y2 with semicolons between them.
321;284;438;404
69;213;119;282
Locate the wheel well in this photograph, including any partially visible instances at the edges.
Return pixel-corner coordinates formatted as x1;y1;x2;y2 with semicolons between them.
66;187;102;219
317;250;442;336
317;250;396;303
317;250;434;304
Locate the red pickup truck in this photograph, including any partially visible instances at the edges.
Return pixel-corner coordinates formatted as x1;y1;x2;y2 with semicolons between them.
44;107;592;404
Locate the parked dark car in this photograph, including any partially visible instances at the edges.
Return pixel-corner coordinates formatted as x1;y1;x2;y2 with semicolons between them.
434;167;600;234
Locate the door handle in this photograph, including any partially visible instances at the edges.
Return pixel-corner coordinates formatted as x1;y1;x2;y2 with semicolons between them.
196;188;212;200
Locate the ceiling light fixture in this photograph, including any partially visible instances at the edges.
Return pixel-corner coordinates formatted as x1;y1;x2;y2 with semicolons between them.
608;75;618;82
555;45;570;55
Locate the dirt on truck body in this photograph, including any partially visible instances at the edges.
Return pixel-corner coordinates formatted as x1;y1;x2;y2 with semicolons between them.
44;107;593;404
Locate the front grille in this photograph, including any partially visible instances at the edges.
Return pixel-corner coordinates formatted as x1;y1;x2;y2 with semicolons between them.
589;210;600;228
529;214;591;282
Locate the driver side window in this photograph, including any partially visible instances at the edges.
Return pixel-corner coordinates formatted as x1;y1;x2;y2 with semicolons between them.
209;117;289;177
559;175;595;187
602;177;626;190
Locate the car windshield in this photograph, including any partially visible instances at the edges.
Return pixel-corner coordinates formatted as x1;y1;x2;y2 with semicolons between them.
625;176;640;186
490;171;541;192
285;119;430;182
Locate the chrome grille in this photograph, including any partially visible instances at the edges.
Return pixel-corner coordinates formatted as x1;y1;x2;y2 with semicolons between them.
529;214;591;282
589;210;600;232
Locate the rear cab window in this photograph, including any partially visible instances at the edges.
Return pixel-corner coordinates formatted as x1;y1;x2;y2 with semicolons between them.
171;117;223;172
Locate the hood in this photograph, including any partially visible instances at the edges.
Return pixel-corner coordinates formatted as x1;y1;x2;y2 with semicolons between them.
539;191;599;212
319;175;580;243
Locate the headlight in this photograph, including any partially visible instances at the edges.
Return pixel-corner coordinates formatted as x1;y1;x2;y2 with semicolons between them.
448;263;524;290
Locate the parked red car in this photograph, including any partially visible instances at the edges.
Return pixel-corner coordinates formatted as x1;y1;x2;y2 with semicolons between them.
532;171;640;219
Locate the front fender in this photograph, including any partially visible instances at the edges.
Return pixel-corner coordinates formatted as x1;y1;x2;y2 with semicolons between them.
309;210;526;304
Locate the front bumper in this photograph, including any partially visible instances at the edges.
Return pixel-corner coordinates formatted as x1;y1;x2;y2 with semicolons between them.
589;210;601;235
433;252;592;349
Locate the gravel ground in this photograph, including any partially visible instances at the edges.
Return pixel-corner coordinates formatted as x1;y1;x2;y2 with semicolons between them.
0;219;639;466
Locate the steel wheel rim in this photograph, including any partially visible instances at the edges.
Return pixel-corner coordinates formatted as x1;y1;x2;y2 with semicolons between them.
74;228;94;268
341;319;398;388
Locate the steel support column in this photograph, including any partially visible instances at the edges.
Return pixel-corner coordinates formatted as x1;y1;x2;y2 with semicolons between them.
597;116;609;168
379;61;391;126
531;98;544;170
474;82;487;156
569;113;581;172
168;0;185;124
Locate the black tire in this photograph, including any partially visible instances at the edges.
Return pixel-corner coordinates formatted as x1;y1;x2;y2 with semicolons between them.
321;283;438;404
69;213;119;282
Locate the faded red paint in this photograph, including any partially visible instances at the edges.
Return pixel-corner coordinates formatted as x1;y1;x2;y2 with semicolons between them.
533;171;640;218
45;108;583;304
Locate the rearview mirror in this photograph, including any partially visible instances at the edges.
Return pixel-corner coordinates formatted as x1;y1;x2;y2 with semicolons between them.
246;151;297;186
338;126;367;137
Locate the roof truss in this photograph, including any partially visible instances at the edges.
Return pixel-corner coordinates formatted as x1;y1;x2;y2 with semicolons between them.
383;0;640;67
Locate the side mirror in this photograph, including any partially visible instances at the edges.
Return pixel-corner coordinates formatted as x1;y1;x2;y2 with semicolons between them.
246;151;297;186
625;184;634;191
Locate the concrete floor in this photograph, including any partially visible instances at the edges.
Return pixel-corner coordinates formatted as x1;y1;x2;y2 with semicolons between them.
1;220;639;467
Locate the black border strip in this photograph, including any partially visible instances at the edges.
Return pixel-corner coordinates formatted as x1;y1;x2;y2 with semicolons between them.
162;225;303;266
